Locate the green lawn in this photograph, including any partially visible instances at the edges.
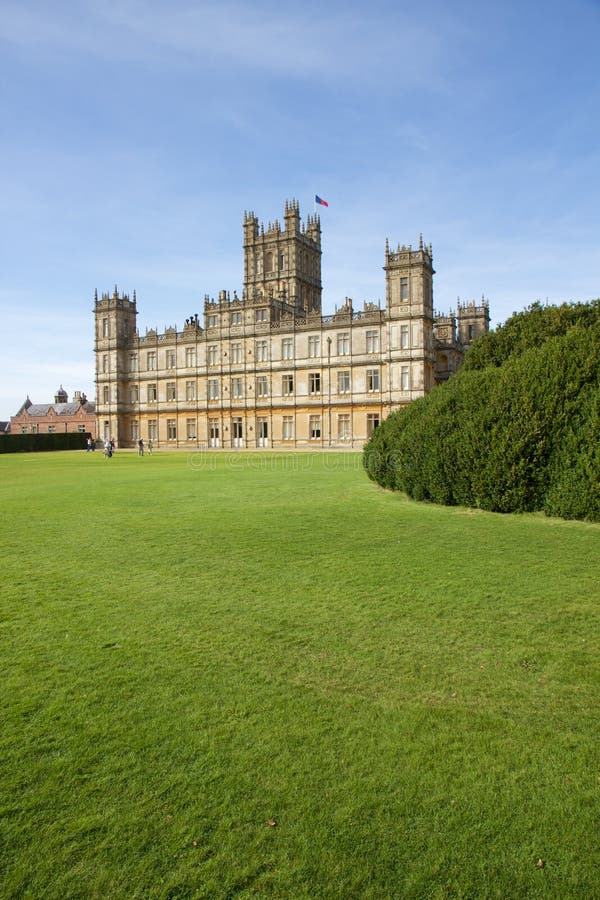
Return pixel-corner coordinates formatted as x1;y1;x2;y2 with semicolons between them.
0;449;598;899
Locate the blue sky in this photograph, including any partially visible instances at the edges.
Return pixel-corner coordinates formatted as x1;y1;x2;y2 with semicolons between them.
1;0;599;417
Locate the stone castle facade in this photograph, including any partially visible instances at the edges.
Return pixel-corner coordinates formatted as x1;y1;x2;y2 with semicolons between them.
94;200;489;449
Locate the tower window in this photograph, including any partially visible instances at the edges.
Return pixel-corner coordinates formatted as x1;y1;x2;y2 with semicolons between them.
309;415;321;440
337;333;350;355
367;414;380;437
308;335;320;358
282;416;294;440
337;371;350;394
102;318;109;337
366;330;379;354
400;278;408;301
401;324;409;349
367;368;380;392
309;372;321;395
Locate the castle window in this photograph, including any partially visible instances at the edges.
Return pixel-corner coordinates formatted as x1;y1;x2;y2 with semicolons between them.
103;386;109;404
186;381;196;401
256;256;263;276
208;418;220;446
232;417;243;444
208;378;219;400
337;414;351;441
147;384;157;402
186;419;196;440
266;252;274;273
131;420;139;441
166;350;176;369
147;351;156;370
366;330;379;354
148;420;157;441
231;311;242;325
130;385;139;403
309;415;321;440
367;414;380;437
282;338;293;359
231;342;242;364
207;314;218;328
279;253;286;270
282;374;294;396
208;345;218;366
232;377;243;399
337;371;350;394
102;318;109;337
102;354;109;373
308;335;320;358
129;353;138;372
256;376;269;397
401;366;410;391
282;416;294;440
167;419;177;441
400;277;408;301
256;340;268;362
309;372;321;395
78;424;86;433
48;425;56;434
255;309;267;323
367;368;380;392
337;333;350;355
401;325;409;349
166;382;176;401
468;324;475;341
185;347;196;367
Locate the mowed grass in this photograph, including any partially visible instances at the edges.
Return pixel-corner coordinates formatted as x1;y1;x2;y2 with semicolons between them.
0;450;598;899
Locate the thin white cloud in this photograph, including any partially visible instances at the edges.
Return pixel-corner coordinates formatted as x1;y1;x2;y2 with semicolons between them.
0;0;462;91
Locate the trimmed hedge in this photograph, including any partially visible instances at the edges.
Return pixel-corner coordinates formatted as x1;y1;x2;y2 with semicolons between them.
363;302;600;522
0;433;92;454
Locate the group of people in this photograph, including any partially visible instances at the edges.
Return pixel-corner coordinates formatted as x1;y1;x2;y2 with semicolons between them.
94;437;153;457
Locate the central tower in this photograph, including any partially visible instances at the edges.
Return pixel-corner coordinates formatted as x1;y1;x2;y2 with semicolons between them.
243;199;322;314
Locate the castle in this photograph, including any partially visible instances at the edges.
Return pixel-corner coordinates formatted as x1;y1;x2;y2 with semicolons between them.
94;200;489;449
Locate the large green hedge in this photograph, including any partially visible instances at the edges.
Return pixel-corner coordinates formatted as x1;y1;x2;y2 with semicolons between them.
363;302;600;521
0;432;92;454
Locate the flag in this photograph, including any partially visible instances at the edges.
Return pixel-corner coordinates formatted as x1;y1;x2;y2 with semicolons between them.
315;195;329;207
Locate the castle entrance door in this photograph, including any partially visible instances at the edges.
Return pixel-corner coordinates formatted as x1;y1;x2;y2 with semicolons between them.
209;418;220;448
257;417;269;447
232;417;243;448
